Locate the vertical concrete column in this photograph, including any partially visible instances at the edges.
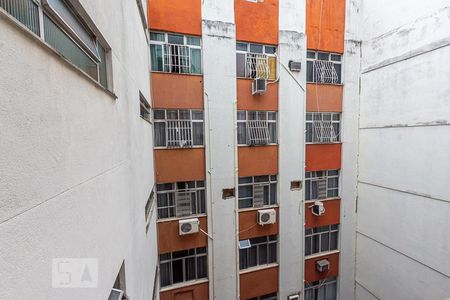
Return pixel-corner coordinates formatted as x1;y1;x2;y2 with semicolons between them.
278;0;306;298
201;1;238;299
339;1;361;299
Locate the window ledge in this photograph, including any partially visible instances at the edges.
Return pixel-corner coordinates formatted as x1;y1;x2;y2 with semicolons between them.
306;82;344;87
304;197;340;204
305;249;340;260
305;142;342;145
239;204;279;213
157;214;207;223
154;146;205;150
239;263;278;275
0;9;117;101
238;144;278;148
151;71;203;77
159;278;209;292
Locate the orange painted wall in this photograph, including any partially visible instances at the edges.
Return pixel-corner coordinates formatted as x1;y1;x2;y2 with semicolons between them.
157;216;208;253
235;0;279;45
151;73;203;109
238;146;278;177
306;84;343;112
240;266;279;299
239;208;279;240
305;199;340;228
237;79;278;111
305;144;341;171
306;0;346;53
160;282;208;300
305;252;339;282
148;0;201;36
154;148;205;183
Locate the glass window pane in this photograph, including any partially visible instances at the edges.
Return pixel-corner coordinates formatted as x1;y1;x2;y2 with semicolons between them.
248;246;257;267
239;177;253;184
237;122;247;144
321;232;330;252
312;235;320;254
269;123;277;144
334;63;342;84
318;52;329;60
168;34;184;44
1;0;40;34
238;186;252;199
171;259;183;284
190;48;201;74
307;61;313;82
307;51;316;59
239;198;252;209
270;183;277;205
187;36;201;46
236;53;246;77
330;54;341;61
154;122;166;147
236;42;248;51
258;244;268;265
268;242;277;263
150;44;163;71
197;255;207;278
150;32;164;41
250;44;263;53
239;249;247;269
193;122;204;145
192;110;204;120
325;281;337;300
330;232;338;250
265;46;276;54
98;43;107;88
305;236;312;256
159;262;171;286
185;257;196;281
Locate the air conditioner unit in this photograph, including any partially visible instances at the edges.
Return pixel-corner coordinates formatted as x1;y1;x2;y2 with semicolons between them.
252;78;267;95
288;295;300;300
179;218;199;235
316;259;330;272
288;60;302;72
312;201;326;216
257;208;276;225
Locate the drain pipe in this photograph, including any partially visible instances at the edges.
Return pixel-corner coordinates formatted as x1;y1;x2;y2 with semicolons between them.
233;98;241;299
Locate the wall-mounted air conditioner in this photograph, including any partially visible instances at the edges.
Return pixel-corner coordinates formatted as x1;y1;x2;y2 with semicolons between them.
287;295;300;300
316;259;330;272
179;218;199;235
252;78;267;95
257;208;276;225
312;201;326;216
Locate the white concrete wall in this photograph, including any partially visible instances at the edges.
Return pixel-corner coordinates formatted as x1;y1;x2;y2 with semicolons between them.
277;0;306;299
0;0;158;299
201;1;238;298
353;1;450;299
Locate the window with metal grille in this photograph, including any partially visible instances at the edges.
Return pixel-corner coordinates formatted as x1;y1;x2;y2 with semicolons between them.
153;109;204;148
239;235;277;270
236;42;277;80
0;0;110;88
159;247;207;287
156;181;206;219
150;32;201;74
306;113;340;143
306;51;342;84
140;92;151;123
305;170;339;201
248;293;278;300
304;277;337;300
305;225;339;256
237;111;277;145
238;175;277;209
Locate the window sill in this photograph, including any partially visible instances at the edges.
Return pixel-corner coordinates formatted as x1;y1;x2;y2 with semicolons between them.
159;278;209;292
239;204;278;213
154;145;205;150
151;71;203;77
304;249;340;260
156;214;207;223
305;142;342;145
0;9;117;101
304;197;340;204
306;82;344;87
239;263;278;275
237;144;278;148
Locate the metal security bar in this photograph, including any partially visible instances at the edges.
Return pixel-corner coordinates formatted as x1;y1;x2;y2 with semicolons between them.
167;120;193;148
175;191;192;217
313;120;337;143
163;44;190;73
246;53;270;79
0;0;40;34
313;60;339;84
252;184;266;208
247;120;270;145
305;170;339;201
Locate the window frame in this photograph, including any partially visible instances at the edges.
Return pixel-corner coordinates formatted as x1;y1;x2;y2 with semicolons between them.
305;170;339;201
306;50;342;84
153;109;204;149
156;181;206;220
140;92;152;123
248;293;278;300
239;235;278;270
145;186;155;233
236;41;277;80
150;31;202;74
159;247;208;287
237;111;277;146
305;224;339;256
238;175;278;209
0;0;111;89
304;277;337;300
306;112;341;144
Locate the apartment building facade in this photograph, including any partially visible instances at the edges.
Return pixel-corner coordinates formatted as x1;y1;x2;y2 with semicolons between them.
0;0;158;299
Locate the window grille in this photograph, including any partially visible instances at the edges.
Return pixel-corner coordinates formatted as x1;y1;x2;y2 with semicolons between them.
0;0;109;88
236;42;277;80
305;170;339;201
238;175;277;209
239;235;277;270
159;247;207;287
306;113;340;143
150;32;201;74
304;277;337;300
238;111;277;145
156;181;206;219
307;51;342;84
154;109;204;148
305;225;339;256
